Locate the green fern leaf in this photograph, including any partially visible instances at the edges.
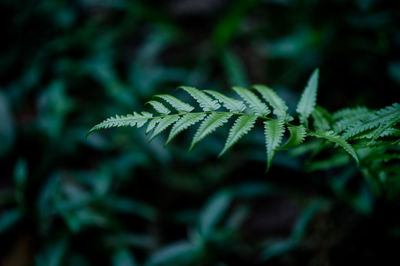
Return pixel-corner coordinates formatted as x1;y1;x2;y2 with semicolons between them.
149;116;180;141
146;100;171;115
166;113;207;144
179;86;220;111
146;117;161;134
309;131;359;165
253;85;292;121
343;103;400;140
333;107;373;133
219;115;257;156
370;103;400;140
204;90;246;113
374;128;400;138
155;94;194;113
296;68;319;126
87;112;152;136
332;106;371;120
279;125;307;150
342;117;378;140
88;81;400;177
353;128;400;140
264;119;285;171
190;113;232;151
232;86;270;116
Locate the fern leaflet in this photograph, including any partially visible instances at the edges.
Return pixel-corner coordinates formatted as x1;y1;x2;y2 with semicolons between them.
312;106;331;131
155;94;194;113
166;113;207;145
146;100;171;115
264;119;285;171
253;85;292;121
150;116;180;141
88;112;152;136
219;115;258;156
190;113;232;151
204;90;246;113
296;69;319;126
279;125;307;150
179;86;220;111
146;117;161;134
233;86;270;116
308;131;359;165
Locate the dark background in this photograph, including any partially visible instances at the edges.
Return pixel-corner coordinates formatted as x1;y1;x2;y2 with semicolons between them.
1;0;400;265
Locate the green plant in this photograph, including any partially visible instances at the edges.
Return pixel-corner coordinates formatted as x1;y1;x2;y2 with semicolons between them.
88;69;400;192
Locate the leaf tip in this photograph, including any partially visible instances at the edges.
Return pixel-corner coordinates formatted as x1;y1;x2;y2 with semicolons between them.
218;149;226;158
86;126;98;137
265;163;271;173
188;142;196;152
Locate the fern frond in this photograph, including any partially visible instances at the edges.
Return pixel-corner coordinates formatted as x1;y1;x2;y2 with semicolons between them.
219;115;257;156
342;116;377;139
333;108;374;133
376;128;400;138
190;113;232;151
87;112;153;136
332;106;371;120
279;125;307;150
150;116;180;141
232;86;270;116
343;103;400;140
370;103;400;140
253;85;292;121
264;119;285;171
179;86;221;111
204;90;246;113
296;69;319;126
154;94;194;113
88;80;400;176
353;128;400;140
309;131;359;165
166;113;207;145
146;101;171;115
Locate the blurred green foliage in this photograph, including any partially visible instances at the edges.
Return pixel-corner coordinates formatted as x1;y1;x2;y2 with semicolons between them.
1;0;400;265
